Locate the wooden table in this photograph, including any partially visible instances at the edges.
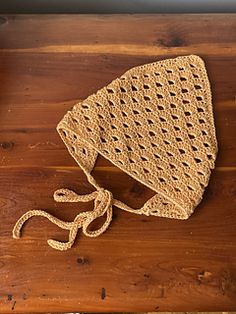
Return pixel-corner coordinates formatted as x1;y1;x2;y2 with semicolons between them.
0;14;236;313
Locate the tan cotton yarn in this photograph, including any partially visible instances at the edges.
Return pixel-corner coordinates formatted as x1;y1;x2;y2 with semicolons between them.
13;55;218;251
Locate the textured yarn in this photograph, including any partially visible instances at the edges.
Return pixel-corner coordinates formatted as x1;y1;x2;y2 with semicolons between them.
13;55;218;251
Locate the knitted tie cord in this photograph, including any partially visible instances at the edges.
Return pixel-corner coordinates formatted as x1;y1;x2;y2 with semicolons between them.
13;55;218;251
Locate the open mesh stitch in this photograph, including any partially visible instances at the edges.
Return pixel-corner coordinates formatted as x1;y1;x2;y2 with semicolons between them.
13;55;218;251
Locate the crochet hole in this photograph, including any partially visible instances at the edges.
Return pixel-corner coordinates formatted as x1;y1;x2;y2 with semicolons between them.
108;100;115;106
182;161;189;167
178;67;184;71
86;127;92;132
101;137;107;143
170;163;176;169
197;107;204;113
143;168;150;174
145;107;152;112
171;114;178;120
62;130;67;137
182;88;188;93
120;99;126;104
144;95;151;101
143;84;150;89
157;105;164;110
82;148;87;155
137;132;143;138
188;185;194;191
202;130;207;136
125;133;131;139
73;134;77;140
194;158;202;163
57;192;65;197
199;118;205;124
188;134;196;139
167;151;173;157
207;154;213;160
195;85;202;90
131;85;138;91
139;144;146;150
132;75;138;79
176;137;182;142
159;177;166;183
190;63;195;68
71;146;75;152
185;172;190;178
72;118;78;123
133;109;140;115
170;103;176;108
174;126;180;131
112;136;118;141
197;171;204;176
147;119;154;124
183;99;190;104
174;187;181;192
159;117;166;122
129;158;135;163
84;115;90;121
204;142;210;147
135;121;141;126
107;88;114;94
111;124;117;130
95;102;102;107
154;72;160;76
123;123;129;128
122;111;128;117
132;97;138;103
170;92;176;96
115;148;121;153
192;145;198;151
184;111;191;116
154;153;160;159
143;74;149;78
98;113;104;119
156;82;162;87
81;104;89;109
168;80;174;85
157;93;163;99
164;140;170;145
149;131;156;137
118;160;124;165
127;145;133;152
179;148;185;154
151;142;157;147
141;156;148;161
161;128;167;133
180;76;187;81
193;73;199;78
148;179;154;184
157;165;163;171
172;176;178;181
120;87;126;93
99;125;105;131
166;69;173;73
196;96;203;101
186;122;193;128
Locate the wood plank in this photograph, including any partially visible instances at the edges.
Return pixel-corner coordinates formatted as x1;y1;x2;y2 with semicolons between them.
0;167;236;312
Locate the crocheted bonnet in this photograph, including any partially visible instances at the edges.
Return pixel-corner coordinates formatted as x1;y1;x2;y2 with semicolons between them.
13;55;217;251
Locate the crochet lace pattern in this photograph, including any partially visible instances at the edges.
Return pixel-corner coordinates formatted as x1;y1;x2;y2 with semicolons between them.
13;55;218;251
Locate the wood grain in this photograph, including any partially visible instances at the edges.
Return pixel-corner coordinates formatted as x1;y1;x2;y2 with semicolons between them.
0;14;236;313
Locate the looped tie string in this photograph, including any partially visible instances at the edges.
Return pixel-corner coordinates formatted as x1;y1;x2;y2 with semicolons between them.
12;188;113;251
